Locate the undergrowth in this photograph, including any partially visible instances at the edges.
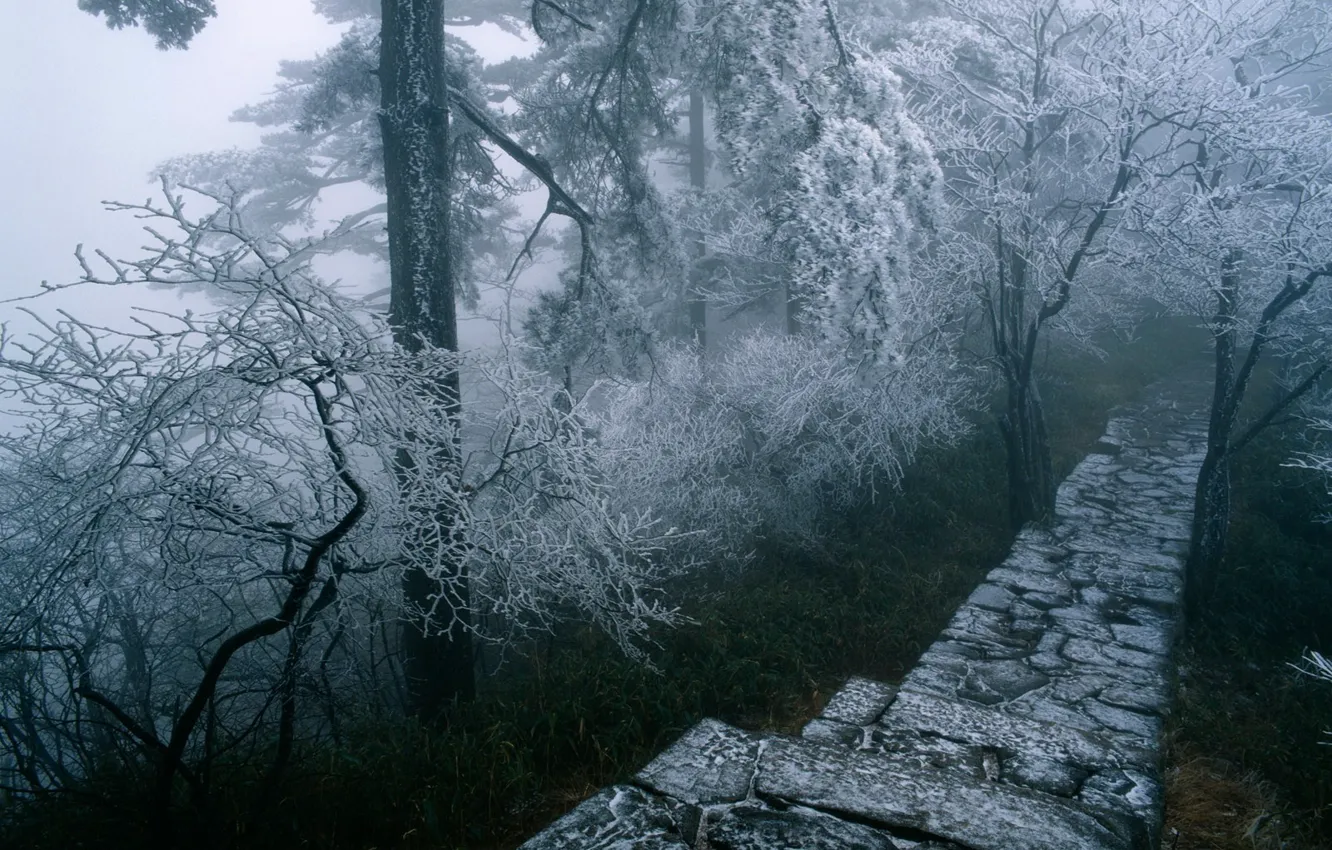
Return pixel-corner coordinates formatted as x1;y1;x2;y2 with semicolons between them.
0;322;1196;849
1166;414;1332;849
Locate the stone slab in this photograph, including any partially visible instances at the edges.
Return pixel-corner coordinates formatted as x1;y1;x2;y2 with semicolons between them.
884;689;1153;770
635;718;760;805
820;676;899;725
707;803;902;850
756;736;1139;850
517;785;688;850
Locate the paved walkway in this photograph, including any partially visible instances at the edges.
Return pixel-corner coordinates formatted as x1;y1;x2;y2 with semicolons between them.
522;366;1213;850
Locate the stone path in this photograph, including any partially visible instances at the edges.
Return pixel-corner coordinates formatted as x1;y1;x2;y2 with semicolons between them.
520;368;1212;850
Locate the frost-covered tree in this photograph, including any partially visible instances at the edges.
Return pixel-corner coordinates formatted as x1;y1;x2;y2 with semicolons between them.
885;0;1168;527
1107;0;1332;614
0;186;685;835
80;0;600;718
882;0;1332;532
154;4;523;312
517;0;969;561
518;0;947;375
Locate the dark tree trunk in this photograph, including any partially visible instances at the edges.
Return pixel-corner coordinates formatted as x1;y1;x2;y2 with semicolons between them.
1186;250;1241;620
1184;251;1329;619
1188;441;1231;617
379;0;475;717
687;89;708;351
1000;369;1055;529
990;221;1057;530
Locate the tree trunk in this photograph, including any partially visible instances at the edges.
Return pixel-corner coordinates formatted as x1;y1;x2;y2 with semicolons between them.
1000;369;1055;529
379;0;475;717
1187;441;1231;618
1186;251;1241;620
687;89;707;351
988;215;1057;530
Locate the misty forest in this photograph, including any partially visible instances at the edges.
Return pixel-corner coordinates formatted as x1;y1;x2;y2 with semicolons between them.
1;0;1331;847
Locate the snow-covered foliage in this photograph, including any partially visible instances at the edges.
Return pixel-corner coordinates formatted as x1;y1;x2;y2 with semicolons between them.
77;0;216;49
520;0;946;368
1287;399;1332;522
1108;0;1332;328
877;0;1332;529
703;0;944;357
0;186;687;794
589;333;973;559
886;0;1148;338
778;102;940;357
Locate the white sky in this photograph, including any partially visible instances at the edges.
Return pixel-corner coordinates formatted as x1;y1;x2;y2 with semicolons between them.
1;2;344;296
0;2;533;329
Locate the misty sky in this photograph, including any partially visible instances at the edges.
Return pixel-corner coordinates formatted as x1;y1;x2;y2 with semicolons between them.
0;2;529;323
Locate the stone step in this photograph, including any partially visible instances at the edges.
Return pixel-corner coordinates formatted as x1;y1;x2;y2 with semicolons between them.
622;717;1149;850
758;734;1148;850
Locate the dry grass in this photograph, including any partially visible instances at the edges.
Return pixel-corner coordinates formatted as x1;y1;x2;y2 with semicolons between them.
1164;748;1317;850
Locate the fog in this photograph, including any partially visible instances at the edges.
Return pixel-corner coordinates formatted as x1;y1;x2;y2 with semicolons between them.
0;2;1328;848
0;3;532;336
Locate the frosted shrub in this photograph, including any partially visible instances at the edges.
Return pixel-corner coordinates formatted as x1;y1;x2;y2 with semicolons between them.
0;186;693;800
591;333;972;561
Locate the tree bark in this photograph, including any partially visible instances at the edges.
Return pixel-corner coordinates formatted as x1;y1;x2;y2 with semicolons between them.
1188;442;1231;617
988;222;1057;529
1185;253;1331;618
1186;249;1242;619
687;89;708;351
379;0;475;717
1000;369;1055;529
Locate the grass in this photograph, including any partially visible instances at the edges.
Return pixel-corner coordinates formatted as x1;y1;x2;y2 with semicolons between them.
0;322;1201;849
1163;750;1311;850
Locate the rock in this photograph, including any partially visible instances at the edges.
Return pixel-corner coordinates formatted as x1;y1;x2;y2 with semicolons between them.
983;567;1072;597
517;785;688;850
1100;682;1171;715
1004;753;1088;797
883;689;1152;771
1022;590;1075;610
1084;700;1164;742
820;677;899;725
968;659;1052;702
867;727;981;774
1061;638;1167;674
635;719;760;804
708;804;901;850
967;583;1018;612
802;718;864;748
1109;623;1173;656
756;736;1137;850
940;605;1034;649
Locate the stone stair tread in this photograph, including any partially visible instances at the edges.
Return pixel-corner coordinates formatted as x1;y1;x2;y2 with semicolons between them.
635;718;763;805
883;689;1154;771
756;735;1143;850
819;676;899;725
517;785;689;850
